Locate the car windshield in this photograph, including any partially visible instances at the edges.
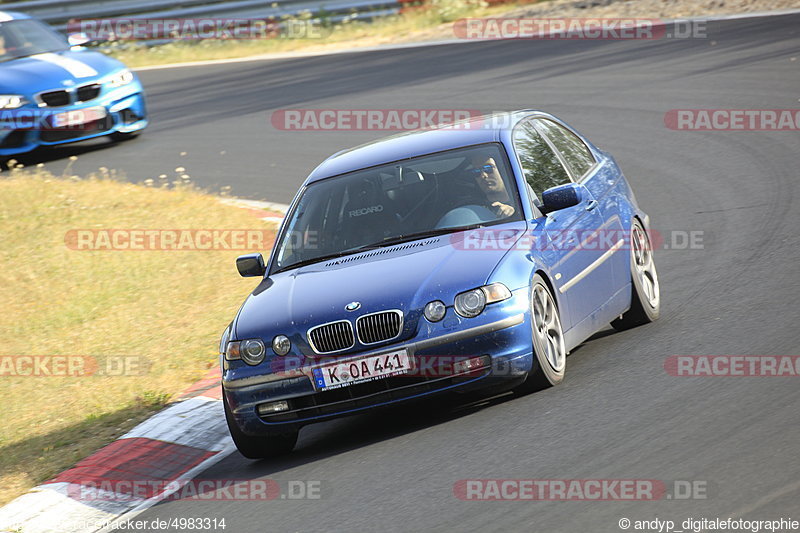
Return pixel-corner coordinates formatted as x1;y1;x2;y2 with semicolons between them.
272;142;523;273
0;19;69;63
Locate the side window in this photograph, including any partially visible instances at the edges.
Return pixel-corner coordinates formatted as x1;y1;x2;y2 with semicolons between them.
534;119;595;178
512;120;571;199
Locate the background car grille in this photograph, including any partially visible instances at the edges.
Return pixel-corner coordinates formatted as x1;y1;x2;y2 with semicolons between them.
308;321;355;354
356;310;403;345
39;90;70;107
76;84;101;102
39;117;111;143
0;130;28;148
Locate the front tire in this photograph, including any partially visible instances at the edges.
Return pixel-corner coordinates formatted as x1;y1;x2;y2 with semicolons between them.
224;397;297;459
110;131;140;142
612;219;660;331
514;274;567;394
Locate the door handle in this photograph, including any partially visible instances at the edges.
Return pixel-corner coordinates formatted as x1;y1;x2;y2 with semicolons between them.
585;200;598;211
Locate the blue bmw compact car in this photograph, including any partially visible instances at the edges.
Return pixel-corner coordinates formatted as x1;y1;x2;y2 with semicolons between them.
0;11;147;156
221;110;660;458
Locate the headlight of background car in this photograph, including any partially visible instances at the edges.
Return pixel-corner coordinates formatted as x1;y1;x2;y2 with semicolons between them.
225;339;266;365
454;283;512;318
0;95;26;109
107;69;134;88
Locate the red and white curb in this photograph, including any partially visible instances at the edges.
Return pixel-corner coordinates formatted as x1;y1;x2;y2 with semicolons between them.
0;370;233;533
218;197;289;226
0;198;287;533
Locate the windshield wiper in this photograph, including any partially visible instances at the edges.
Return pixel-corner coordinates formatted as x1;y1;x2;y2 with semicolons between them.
272;250;370;274
272;224;487;274
346;223;487;253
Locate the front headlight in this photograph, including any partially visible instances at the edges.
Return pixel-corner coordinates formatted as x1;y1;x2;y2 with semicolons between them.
454;282;512;318
225;338;266;365
107;69;134;88
454;289;486;318
0;95;26;109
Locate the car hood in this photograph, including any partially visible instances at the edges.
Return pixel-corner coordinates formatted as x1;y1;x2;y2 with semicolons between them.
0;50;123;95
233;223;527;342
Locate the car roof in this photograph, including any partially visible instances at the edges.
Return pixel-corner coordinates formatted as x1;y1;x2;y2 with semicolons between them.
304;110;543;184
0;11;32;22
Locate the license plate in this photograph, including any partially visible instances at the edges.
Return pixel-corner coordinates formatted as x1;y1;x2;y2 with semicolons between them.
50;106;107;128
311;349;412;391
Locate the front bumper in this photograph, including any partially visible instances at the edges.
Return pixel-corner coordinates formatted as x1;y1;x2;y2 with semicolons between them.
0;82;147;156
223;289;535;436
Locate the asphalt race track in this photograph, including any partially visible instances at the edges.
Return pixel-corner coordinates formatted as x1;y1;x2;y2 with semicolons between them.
28;13;800;532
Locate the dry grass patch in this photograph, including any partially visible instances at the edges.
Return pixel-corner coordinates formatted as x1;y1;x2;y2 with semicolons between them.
0;164;274;505
107;0;800;68
108;1;537;68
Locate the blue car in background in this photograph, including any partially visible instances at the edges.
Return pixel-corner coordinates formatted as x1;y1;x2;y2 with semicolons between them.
0;11;147;156
221;110;661;458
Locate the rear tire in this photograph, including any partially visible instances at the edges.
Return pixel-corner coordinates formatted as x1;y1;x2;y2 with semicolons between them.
612;219;660;331
514;274;567;394
224;398;297;459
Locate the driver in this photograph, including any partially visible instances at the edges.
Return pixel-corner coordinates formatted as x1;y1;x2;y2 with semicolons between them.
469;154;515;217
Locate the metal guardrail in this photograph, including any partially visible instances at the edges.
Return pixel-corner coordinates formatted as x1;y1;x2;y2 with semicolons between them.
1;0;405;35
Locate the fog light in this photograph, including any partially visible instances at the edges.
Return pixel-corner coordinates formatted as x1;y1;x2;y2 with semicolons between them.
453;356;486;374
257;400;290;414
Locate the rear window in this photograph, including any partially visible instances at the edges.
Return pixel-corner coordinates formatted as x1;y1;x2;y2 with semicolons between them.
512;119;571;199
534;119;596;178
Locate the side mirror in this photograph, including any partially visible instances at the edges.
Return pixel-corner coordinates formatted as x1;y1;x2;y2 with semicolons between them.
236;253;266;277
67;33;92;49
540;183;584;214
